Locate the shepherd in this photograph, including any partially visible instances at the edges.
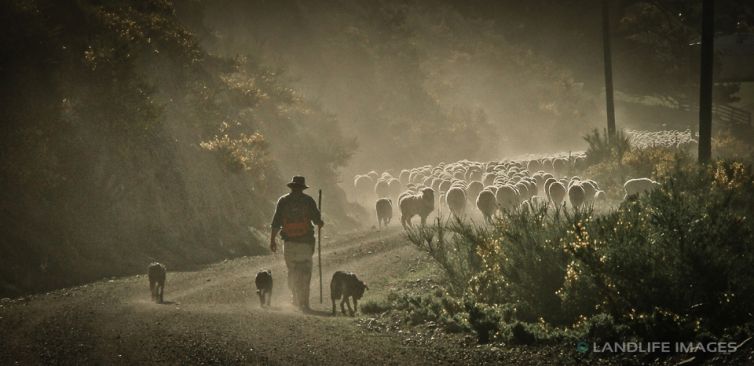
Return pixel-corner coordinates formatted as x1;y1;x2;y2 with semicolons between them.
270;176;324;312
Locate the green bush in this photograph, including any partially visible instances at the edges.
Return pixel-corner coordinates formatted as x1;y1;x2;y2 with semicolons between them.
584;128;630;166
407;159;754;343
405;217;485;294
360;299;392;315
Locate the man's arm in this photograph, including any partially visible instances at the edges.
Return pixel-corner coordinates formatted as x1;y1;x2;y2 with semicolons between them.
270;197;285;252
270;227;280;253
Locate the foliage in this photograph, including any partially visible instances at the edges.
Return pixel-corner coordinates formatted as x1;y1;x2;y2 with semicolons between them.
406;157;754;345
584;128;631;166
193;0;604;173
360;298;393;315
0;0;356;295
713;128;754;162
404;217;485;294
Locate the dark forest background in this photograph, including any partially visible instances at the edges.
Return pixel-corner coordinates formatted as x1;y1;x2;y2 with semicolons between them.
1;0;752;296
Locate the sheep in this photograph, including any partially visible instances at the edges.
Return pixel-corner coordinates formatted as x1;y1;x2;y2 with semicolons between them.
399;188;435;228
568;183;586;209
553;158;568;176
515;182;530;201
482;173;496;186
495;185;519;212
527;159;542;173
374;179;390;198
437;180;451;194
445;186;467;218
387;178;402;200
399;170;410;186
524;179;537;198
624;178;660;199
431;178;442;192
544;177;557;202
530;195;548;207
485;185;498;195
573;156;587;171
548;181;567;207
580;180;598;205
375;198;393;229
354;175;374;203
468;169;483;182
148;262;166;303
466;181;484;204
594;190;607;203
476;190;497;224
532;173;546;195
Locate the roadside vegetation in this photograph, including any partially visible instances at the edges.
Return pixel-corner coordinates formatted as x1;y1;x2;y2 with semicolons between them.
360;130;754;363
0;0;357;296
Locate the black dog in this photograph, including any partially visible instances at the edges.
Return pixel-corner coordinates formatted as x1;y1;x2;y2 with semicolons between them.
147;262;166;303
330;271;368;316
255;269;273;307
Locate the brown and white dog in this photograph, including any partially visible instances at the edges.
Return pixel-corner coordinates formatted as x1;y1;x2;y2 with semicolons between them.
147;262;166;303
255;269;273;307
330;271;368;316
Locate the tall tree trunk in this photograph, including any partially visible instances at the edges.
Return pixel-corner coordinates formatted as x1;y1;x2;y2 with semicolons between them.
602;0;616;141
698;0;714;163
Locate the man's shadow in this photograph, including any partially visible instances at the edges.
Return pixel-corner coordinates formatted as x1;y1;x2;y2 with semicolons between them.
261;305;334;317
303;308;333;317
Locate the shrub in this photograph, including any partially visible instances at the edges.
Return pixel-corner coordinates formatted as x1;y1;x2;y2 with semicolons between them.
407;158;754;342
405;217;485;294
584;128;630;165
360;299;392;315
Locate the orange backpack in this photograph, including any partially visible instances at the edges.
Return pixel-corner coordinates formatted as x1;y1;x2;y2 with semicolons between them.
281;200;311;239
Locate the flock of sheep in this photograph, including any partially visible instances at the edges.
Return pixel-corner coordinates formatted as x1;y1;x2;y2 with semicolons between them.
354;153;660;229
626;129;697;150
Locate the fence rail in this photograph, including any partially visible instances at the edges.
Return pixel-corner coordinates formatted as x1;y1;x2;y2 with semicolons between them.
678;103;751;126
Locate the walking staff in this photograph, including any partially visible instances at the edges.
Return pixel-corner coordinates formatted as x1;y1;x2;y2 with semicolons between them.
318;189;323;303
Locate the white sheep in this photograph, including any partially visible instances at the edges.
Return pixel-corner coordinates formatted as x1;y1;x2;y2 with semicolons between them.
354;174;374;203
514;182;528;200
623;178;660;199
548;181;567;207
445;186;467;218
374;179;390;198
476;190;497;224
580;181;598;205
399;188;435;228
466;181;484;204
495;185;519;212
387;178;402;200
399;170;410;186
568;183;586;209
594;190;607;202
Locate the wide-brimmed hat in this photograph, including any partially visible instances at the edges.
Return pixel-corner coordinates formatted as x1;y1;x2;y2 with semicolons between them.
286;176;309;189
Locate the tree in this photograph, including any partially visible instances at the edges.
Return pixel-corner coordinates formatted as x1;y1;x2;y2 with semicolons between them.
602;0;617;140
698;0;713;163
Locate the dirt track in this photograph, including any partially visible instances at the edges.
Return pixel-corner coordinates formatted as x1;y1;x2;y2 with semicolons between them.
0;228;482;365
